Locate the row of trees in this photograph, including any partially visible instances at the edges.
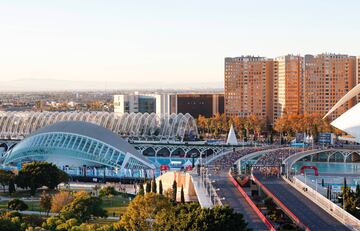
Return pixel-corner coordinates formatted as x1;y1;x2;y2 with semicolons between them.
0;191;248;231
0;191;108;231
197;113;265;140
139;179;186;203
341;180;360;218
0;162;69;196
196;112;337;141
273;113;337;138
118;193;248;231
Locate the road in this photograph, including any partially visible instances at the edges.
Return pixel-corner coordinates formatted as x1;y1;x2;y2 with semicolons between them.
210;171;268;231
254;174;350;231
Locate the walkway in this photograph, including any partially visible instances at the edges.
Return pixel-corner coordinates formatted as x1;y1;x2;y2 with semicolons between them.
204;147;278;230
254;173;349;231
190;173;214;208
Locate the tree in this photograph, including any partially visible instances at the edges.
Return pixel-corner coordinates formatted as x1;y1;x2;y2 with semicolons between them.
154;203;248;231
40;191;52;215
8;199;28;211
0;217;21;231
159;180;163;195
16;161;69;196
118;193;172;231
164;188;173;199
146;181;151;194
51;191;74;213
151;179;157;193
180;186;185;203
0;169;15;193
99;186;118;197
59;192;107;222
344;177;347;190
172;180;177;202
138;184;145;196
8;179;15;195
356;184;360;197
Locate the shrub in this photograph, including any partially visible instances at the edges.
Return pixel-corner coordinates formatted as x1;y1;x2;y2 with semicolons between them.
8;199;28;211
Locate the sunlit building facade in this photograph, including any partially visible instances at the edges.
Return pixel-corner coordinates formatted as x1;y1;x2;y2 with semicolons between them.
273;55;303;121
357;56;360;103
304;54;356;120
224;56;273;122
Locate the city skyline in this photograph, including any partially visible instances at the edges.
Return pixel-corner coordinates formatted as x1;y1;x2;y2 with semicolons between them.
1;0;360;87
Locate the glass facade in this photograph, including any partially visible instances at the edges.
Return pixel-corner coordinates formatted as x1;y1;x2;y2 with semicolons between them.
3;122;155;179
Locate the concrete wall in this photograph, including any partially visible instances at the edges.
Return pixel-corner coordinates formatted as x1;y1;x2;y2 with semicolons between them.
147;171;197;202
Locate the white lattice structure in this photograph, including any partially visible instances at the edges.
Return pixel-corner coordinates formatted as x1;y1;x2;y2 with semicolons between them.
0;111;198;142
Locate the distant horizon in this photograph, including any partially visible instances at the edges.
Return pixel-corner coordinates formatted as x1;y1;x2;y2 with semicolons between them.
0;78;225;92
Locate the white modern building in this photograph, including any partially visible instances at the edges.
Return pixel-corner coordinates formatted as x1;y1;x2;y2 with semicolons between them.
113;92;176;114
325;83;360;143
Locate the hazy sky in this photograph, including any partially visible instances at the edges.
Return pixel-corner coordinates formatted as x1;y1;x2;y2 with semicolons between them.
1;0;360;84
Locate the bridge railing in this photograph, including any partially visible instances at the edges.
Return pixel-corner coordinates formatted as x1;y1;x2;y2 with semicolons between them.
285;176;360;230
228;172;276;230
200;166;223;207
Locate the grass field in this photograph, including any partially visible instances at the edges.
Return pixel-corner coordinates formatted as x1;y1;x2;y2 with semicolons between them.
0;200;42;211
0;194;129;217
102;195;129;217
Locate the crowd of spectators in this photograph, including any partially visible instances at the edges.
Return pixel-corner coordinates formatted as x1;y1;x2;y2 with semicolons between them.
253;148;303;176
208;146;276;173
205;146;311;177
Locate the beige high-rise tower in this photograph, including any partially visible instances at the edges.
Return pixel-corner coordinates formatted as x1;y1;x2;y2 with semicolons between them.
224;56;273;122
357;56;360;103
273;55;304;121
304;54;356;120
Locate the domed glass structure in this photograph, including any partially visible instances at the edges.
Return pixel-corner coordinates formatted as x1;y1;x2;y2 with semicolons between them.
3;121;155;179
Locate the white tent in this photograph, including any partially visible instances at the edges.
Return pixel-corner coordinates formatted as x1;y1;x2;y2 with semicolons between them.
226;124;238;145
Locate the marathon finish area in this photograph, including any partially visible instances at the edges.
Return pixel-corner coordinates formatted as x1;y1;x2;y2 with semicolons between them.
208;147;351;231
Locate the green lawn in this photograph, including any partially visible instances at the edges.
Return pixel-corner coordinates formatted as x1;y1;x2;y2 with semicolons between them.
0;195;129;217
102;196;129;217
0;189;60;198
0;200;42;211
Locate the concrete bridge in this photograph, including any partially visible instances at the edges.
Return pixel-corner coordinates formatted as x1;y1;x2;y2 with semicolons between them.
0;139;234;159
283;148;360;177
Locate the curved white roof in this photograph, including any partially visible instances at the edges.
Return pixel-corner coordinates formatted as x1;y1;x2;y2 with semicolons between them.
30;121;146;162
324;83;360;119
331;102;360;143
3;121;155;172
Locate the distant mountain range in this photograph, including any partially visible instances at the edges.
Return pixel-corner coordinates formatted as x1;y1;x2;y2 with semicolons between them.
0;79;224;91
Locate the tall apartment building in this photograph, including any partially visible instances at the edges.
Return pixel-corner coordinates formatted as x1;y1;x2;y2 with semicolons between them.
273;55;304;121
357;56;360;102
224;56;273;122
303;54;356;119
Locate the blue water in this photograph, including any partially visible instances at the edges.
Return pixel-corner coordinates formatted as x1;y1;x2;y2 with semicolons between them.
293;161;360;192
292;161;360;175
